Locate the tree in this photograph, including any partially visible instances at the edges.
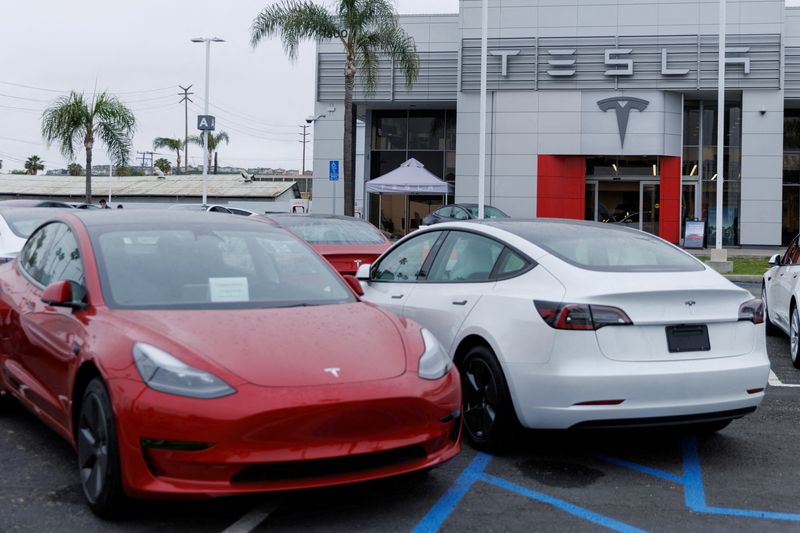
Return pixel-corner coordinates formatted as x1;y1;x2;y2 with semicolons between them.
24;155;44;175
250;0;419;216
41;91;136;203
152;137;184;175
67;163;83;176
154;158;171;175
189;131;229;174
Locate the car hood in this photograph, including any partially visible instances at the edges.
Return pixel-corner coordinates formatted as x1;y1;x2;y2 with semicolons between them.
114;303;409;387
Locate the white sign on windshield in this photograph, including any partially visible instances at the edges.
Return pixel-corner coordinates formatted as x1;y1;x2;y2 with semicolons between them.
209;277;250;302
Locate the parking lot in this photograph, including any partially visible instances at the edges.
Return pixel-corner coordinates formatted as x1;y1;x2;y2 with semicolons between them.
1;282;798;533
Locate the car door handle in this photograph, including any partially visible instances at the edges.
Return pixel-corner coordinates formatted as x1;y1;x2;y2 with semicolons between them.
452;300;468;306
391;294;404;299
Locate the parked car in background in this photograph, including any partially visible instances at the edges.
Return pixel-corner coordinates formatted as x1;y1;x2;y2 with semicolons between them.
72;203;102;209
0;199;74;208
0;207;71;263
762;238;800;368
268;214;391;275
168;204;257;216
0;210;461;516
421;204;509;226
356;219;769;450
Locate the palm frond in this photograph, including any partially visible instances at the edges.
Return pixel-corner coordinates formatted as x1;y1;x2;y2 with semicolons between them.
153;137;183;151
92;92;136;166
41;91;90;161
357;22;419;89
251;0;340;59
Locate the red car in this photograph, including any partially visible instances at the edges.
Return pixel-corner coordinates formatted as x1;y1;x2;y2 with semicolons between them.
0;211;460;517
268;214;391;275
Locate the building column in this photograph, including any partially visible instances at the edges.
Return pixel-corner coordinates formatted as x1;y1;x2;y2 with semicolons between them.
659;155;681;244
535;155;586;219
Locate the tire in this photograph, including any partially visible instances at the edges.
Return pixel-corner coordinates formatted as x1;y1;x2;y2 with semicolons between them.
762;284;781;337
77;378;128;518
693;419;732;433
791;305;800;369
459;345;518;453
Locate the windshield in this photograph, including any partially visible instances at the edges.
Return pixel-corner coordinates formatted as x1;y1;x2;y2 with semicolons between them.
273;217;385;245
467;206;508;219
502;221;705;272
3;210;67;238
91;225;356;309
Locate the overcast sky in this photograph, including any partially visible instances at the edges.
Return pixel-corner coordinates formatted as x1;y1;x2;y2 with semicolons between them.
0;0;459;173
0;0;797;173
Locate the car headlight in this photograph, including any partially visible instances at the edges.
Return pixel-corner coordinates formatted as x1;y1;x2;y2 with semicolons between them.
132;343;235;399
418;329;452;380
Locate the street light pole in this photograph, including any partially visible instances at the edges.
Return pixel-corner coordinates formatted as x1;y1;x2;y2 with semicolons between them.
477;0;488;220
715;0;726;252
191;37;224;205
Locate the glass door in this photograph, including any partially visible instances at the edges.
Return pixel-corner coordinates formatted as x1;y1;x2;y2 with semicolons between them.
640;182;660;235
681;182;698;242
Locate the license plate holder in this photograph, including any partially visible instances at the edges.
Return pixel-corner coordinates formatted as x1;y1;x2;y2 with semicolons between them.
666;325;710;353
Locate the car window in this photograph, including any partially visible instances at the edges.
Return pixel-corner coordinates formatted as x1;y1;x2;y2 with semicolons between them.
452;207;470;220
19;223;61;285
209;206;231;213
373;231;442;282
435;207;453;218
467;206;509;219
38;224;86;299
495;249;529;277
426;231;504;282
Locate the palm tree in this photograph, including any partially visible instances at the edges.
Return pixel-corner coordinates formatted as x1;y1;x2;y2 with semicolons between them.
67;162;83;176
250;0;419;216
189;131;229;174
41;91;136;203
153;137;184;175
24;155;44;175
154;158;171;175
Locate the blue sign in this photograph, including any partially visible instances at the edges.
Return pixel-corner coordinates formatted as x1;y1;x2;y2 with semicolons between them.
329;160;339;182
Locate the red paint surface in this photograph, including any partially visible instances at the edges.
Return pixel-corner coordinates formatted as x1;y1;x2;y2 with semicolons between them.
0;212;460;499
659;155;681;244
537;155;586;219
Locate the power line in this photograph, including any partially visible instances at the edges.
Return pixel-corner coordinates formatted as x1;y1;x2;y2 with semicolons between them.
0;80;176;96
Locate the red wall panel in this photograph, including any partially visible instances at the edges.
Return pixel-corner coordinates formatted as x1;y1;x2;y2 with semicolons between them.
536;155;586;220
659;155;681;244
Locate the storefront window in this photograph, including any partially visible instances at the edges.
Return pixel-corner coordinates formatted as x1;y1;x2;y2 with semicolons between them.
783;109;800;244
701;181;740;246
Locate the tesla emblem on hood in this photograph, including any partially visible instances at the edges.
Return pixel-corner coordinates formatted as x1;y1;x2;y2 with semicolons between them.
324;367;341;378
685;300;696;307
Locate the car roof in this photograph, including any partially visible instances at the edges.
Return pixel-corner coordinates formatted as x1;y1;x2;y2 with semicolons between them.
268;213;367;222
53;209;285;233
0;206;72;218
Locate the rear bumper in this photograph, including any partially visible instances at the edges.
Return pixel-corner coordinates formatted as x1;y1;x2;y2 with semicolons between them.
505;349;770;430
108;370;461;499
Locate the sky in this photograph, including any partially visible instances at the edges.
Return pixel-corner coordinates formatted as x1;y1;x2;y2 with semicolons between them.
0;0;459;173
1;0;798;174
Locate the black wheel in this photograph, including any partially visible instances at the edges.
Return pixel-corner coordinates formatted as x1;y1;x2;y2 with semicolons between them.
762;284;781;337
693;419;732;433
459;345;518;452
77;378;127;518
791;305;800;369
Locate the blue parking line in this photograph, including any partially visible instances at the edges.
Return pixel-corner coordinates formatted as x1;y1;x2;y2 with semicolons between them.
590;452;684;484
482;475;648;533
412;453;493;533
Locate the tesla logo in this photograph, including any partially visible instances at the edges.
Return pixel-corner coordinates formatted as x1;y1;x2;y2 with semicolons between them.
324;367;341;378
353;259;362;268
685;300;696;307
597;97;649;147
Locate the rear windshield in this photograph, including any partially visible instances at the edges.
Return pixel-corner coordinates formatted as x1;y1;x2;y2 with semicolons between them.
4;210;66;238
505;222;705;272
273;216;385;245
467;206;508;219
91;224;355;309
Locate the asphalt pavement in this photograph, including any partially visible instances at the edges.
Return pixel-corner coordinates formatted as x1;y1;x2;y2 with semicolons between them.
1;282;799;532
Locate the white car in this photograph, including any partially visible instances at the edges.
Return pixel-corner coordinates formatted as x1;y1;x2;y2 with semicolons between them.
168;204;258;216
356;220;769;449
762;242;800;367
0;207;71;263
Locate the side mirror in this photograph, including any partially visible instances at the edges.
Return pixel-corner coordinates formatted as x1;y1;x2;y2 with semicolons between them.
769;253;782;266
41;280;87;310
343;275;364;297
355;263;372;281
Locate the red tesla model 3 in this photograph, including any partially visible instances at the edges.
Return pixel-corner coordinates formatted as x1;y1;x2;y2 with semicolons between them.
0;211;460;517
267;214;391;275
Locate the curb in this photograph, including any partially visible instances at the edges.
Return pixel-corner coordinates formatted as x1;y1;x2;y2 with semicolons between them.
723;274;762;283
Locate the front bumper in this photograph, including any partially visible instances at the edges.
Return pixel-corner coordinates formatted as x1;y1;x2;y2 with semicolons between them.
108;370;461;498
505;348;770;430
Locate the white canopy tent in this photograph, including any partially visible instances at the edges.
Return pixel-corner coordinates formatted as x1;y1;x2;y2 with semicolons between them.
366;158;454;236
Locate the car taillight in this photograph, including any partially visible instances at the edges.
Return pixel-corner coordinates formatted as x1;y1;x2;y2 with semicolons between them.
535;301;632;330
738;298;764;324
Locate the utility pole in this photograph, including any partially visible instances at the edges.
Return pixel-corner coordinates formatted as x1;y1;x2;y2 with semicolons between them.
178;85;194;175
299;124;310;175
137;151;154;173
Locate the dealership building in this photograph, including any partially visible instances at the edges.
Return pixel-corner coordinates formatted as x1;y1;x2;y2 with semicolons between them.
311;0;800;246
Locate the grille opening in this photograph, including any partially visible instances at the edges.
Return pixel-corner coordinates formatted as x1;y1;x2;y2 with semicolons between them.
231;445;427;484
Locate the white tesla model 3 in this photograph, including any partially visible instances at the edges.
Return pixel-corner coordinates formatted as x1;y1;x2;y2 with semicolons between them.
762;241;800;367
357;220;769;450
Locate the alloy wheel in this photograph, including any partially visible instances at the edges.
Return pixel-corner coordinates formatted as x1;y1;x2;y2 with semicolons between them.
793;308;800;367
462;358;499;439
78;393;109;504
